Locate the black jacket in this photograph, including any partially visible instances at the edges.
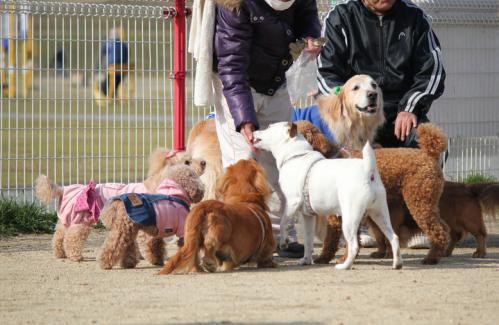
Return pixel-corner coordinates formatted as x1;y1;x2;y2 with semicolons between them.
317;0;445;122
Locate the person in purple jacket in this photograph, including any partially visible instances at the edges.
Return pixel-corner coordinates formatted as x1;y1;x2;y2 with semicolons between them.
212;0;322;258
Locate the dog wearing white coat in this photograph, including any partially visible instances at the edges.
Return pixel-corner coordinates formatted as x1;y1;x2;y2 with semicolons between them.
253;122;402;270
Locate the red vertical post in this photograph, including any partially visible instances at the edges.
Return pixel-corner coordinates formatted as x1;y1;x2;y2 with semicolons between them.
172;0;186;150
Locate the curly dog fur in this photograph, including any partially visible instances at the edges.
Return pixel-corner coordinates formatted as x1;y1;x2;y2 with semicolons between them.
301;122;450;265
98;164;205;269
35;150;204;262
158;159;275;274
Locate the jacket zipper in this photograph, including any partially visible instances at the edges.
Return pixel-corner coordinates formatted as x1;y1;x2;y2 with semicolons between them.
378;16;385;86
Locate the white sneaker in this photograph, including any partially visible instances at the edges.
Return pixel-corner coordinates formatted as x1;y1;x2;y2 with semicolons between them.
359;225;377;248
407;233;430;249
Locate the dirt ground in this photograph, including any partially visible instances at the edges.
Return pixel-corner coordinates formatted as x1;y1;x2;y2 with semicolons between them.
2;225;499;325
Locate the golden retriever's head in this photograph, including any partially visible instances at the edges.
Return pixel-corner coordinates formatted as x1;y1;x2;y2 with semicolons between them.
144;149;206;191
216;159;272;203
317;75;385;150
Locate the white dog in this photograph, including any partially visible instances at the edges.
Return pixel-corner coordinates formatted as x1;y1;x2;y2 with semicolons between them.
253;122;402;270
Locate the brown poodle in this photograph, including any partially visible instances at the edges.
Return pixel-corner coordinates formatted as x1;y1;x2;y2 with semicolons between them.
98;164;205;269
297;121;450;265
35;150;204;262
158;159;275;274
369;181;499;259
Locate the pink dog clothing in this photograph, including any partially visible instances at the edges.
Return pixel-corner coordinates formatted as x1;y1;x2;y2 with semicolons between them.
58;182;149;227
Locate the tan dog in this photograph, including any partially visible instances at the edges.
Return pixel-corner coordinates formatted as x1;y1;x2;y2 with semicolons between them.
158;159;275;274
186;119;222;200
369;181;499;259
316;74;385;150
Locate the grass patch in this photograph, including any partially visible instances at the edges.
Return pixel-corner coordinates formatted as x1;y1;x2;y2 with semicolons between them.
463;173;497;184
0;198;57;236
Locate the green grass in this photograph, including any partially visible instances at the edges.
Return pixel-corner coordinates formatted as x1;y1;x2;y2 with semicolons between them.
0;198;57;236
463;173;497;184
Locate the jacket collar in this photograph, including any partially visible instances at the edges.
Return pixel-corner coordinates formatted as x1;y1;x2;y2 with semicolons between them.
359;0;402;19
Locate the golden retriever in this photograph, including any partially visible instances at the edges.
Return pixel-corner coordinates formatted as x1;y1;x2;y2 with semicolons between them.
158;159;276;274
315;74;385;150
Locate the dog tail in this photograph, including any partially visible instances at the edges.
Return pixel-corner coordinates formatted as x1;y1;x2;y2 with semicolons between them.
362;141;378;178
417;123;448;159
34;174;63;205
158;204;208;275
467;182;499;220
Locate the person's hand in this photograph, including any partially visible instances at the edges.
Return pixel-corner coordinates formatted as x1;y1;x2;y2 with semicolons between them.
394;111;417;141
240;122;260;154
304;37;321;57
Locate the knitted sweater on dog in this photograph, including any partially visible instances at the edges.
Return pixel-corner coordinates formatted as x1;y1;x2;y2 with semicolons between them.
58;182;149;227
292;105;337;143
113;180;191;237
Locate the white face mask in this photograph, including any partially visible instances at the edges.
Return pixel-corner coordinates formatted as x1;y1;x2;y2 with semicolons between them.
264;0;296;11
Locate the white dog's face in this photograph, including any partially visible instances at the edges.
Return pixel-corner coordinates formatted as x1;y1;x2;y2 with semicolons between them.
343;74;382;116
253;122;295;151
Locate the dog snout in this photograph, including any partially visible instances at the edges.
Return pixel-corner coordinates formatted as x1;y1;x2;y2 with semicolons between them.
367;91;378;102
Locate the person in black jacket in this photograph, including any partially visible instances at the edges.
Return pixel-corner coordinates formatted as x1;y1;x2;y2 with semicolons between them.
317;0;446;148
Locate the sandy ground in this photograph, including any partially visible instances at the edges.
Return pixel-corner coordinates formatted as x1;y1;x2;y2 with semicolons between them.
1;226;499;325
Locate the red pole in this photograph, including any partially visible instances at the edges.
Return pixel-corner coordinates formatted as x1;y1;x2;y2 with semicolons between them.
172;0;186;150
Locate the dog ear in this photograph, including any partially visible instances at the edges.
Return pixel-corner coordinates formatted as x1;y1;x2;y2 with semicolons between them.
318;91;344;122
288;122;298;138
251;161;272;200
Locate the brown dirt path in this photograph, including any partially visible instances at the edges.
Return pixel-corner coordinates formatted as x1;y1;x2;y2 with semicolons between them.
1;228;499;325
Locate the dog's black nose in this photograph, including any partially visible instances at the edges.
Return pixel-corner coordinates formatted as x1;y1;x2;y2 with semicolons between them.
367;91;377;101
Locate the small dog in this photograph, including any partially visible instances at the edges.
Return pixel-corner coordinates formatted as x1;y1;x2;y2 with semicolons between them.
253;122;402;270
35;150;204;262
369;181;499;259
158;159;275;274
98;164;205;269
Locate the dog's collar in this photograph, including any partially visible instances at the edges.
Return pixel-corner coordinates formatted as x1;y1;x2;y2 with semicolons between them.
278;152;309;169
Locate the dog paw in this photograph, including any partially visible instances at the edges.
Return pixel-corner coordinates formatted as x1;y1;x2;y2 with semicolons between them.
472;251;485;258
421;257;439;265
313;256;332;264
369;251;386;259
298;256;312;266
69;255;84;262
393;262;403;270
334;263;351;270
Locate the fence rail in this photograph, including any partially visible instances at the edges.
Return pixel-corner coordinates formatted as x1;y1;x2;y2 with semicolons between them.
1;0;498;201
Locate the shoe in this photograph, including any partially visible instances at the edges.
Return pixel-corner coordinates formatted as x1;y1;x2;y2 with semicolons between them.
407;233;430;249
276;242;304;259
359;225;377;248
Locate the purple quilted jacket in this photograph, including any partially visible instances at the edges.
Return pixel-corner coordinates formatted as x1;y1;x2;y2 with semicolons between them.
214;0;321;131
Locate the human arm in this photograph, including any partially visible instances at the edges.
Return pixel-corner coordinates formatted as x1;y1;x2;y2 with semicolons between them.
316;8;350;95
214;5;258;132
